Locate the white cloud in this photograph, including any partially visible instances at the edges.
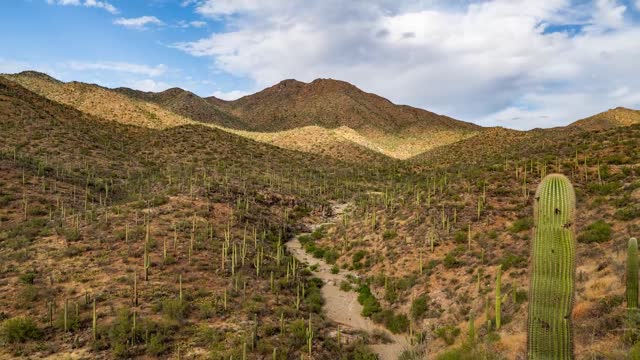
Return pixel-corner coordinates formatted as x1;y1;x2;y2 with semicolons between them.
175;0;640;129
211;89;251;100
195;0;266;17
636;0;640;10
591;0;627;30
181;0;199;7
0;58;35;74
114;16;164;29
67;61;168;77
175;20;207;29
47;0;118;14
124;79;172;92
190;21;207;28
0;58;60;77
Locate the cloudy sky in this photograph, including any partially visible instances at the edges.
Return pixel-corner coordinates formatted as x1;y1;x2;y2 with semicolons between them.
2;0;640;129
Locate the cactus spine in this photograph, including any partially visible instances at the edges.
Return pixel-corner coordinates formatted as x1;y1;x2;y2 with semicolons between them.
627;237;638;309
527;174;576;359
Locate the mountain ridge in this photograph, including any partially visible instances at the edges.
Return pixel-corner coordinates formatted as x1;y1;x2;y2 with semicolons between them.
3;70;639;161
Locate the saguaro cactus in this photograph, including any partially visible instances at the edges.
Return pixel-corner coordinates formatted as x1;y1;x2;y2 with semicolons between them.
627;237;638;309
527;174;576;359
495;265;502;330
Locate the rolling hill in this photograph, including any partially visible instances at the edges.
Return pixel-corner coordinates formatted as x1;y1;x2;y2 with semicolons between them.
3;72;479;160
568;107;640;131
220;78;482;158
113;86;248;129
4;71;639;163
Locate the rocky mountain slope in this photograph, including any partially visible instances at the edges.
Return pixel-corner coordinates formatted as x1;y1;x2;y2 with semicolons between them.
568;107;640;131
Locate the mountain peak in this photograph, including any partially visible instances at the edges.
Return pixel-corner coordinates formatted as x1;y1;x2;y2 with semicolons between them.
13;70;61;83
569;107;640;130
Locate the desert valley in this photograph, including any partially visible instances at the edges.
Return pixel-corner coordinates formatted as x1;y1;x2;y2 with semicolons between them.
0;69;639;359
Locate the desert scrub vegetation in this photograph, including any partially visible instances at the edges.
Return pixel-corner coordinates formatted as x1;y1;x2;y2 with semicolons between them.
0;317;43;344
2;77;640;358
578;219;612;243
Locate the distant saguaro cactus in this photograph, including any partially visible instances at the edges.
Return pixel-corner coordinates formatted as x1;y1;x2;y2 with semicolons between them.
495;265;502;330
527;174;576;359
628;237;638;309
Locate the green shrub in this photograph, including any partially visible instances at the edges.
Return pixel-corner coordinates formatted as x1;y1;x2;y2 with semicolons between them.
435;344;502;360
310;227;325;240
304;286;324;314
436;347;466;360
19;272;36;285
383;230;397;240
0;317;42;343
352;250;368;269
411;295;428;320
384;313;409;334
384;285;398;304
339;280;351;291
361;297;381;317
630;341;640;359
615;205;640;221
509;217;532;233
444;252;463;269
499;253;526;271
587;181;621;195
330;265;339;274
62;228;81;242
515;290;528;304
578;220;612;243
435;325;460;345
17;285;39;305
109;308;134;358
288;319;307;347
147;333;168;355
348;342;378;360
358;285;381;317
161;298;187;322
323;249;339;264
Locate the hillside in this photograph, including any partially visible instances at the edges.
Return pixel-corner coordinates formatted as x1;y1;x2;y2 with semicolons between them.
569;107;640;131
3;71;195;130
2;72;472;160
113;86;248;129
221;78;481;158
0;75;401;359
2;71;640;359
224;79;474;132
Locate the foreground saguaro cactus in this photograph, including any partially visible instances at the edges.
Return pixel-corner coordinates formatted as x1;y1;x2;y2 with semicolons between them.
527;174;576;359
627;237;638;309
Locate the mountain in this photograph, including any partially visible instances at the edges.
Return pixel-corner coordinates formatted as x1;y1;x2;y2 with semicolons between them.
220;78;482;158
113;86;248;129
8;71;639;162
1;72;481;160
1;71;389;163
223;79;469;132
3;71;194;129
568;107;640;131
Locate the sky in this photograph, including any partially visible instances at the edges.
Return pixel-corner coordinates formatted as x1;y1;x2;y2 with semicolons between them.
1;0;640;129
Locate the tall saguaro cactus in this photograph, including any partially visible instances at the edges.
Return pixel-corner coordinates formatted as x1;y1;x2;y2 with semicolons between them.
527;174;576;359
495;265;502;330
627;237;638;309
